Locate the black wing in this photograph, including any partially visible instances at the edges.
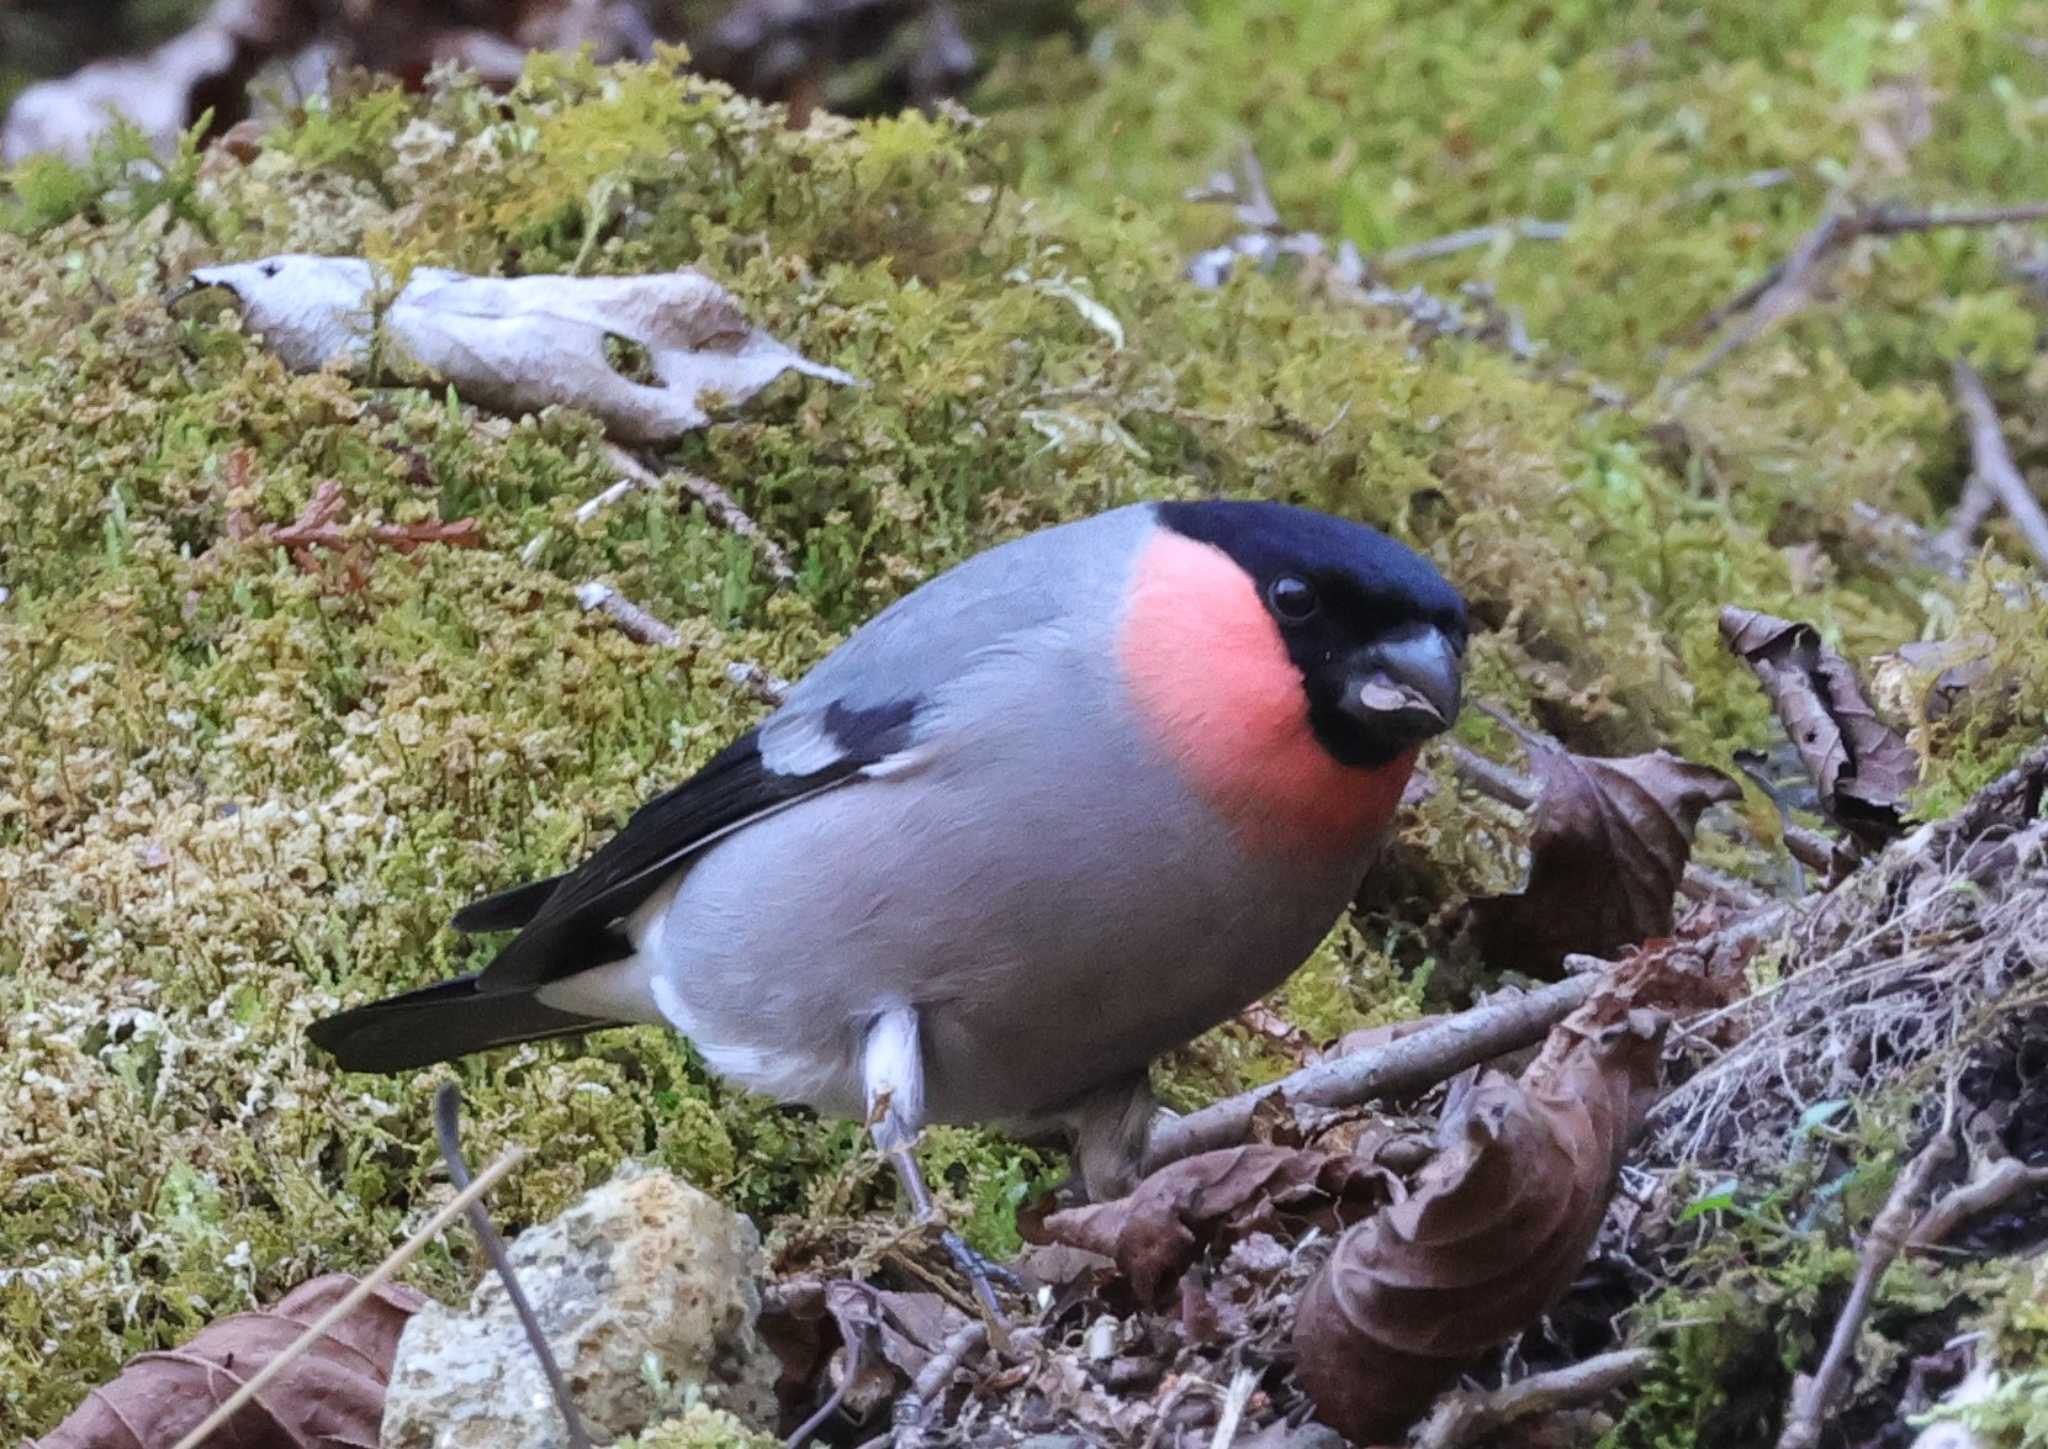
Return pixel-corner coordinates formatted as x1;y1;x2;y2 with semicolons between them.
470;699;917;989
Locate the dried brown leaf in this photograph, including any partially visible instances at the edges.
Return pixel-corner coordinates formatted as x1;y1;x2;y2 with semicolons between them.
35;1273;425;1449
1292;971;1668;1443
1236;998;1319;1066
1041;1145;1389;1306
1720;607;1920;847
1468;728;1740;977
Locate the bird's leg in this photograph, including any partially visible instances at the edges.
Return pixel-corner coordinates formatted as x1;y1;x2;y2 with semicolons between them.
862;1008;1016;1323
1062;1071;1158;1203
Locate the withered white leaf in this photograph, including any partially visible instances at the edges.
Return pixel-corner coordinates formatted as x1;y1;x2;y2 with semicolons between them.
183;255;856;443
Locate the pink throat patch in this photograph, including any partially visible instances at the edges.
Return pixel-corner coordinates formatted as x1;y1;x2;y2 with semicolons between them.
1118;530;1417;856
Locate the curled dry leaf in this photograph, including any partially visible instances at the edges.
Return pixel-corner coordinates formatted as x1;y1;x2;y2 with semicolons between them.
1467;723;1740;978
35;1272;425;1449
1292;966;1670;1444
1720;607;1920;848
1040;1145;1391;1306
183;256;856;444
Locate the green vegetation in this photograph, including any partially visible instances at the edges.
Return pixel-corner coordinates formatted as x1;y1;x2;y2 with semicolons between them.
4;1;2048;1437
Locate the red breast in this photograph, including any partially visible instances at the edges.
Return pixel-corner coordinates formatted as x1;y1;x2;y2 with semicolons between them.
1117;529;1418;857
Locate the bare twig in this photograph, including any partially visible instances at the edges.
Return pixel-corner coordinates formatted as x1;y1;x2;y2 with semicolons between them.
600;443;798;585
1782;823;1839;877
1950;357;2048;572
576;579;682;647
891;1319;989;1444
435;1085;590;1449
1909;1152;2048;1254
570;582;792;709
727;658;793;706
1409;1348;1657;1449
1929;476;2000;567
1143;974;1598;1172
1448;740;1539;810
1777;1102;1959;1449
785;1321;867;1448
1678;201;2048;383
1374;219;1570;267
167;1147;526;1449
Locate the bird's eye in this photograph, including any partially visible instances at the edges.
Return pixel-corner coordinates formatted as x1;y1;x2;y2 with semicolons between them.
1268;575;1318;622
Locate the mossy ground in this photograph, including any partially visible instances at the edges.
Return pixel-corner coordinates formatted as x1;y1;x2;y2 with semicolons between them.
3;4;2048;1438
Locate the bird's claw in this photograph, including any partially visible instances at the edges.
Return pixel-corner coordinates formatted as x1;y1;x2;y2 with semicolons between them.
938;1228;1024;1294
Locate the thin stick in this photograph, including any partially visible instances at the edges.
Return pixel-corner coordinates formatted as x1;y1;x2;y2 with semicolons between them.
892;1319;989;1444
1144;974;1597;1172
435;1085;590;1449
727;658;792;706
1908;1155;2048;1254
601;443;798;584
1375;219;1569;267
169;1148;527;1449
786;1327;866;1448
1678;202;2048;382
1447;740;1539;810
1410;1348;1656;1449
1929;475;1999;566
1950;357;2048;571
576;579;682;647
1777;1103;1958;1449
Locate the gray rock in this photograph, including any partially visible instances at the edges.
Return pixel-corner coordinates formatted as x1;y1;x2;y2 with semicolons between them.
381;1162;778;1449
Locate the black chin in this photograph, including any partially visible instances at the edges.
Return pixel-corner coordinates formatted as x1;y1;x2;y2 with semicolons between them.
1306;698;1435;769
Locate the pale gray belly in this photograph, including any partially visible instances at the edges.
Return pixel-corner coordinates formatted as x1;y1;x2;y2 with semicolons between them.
626;748;1375;1128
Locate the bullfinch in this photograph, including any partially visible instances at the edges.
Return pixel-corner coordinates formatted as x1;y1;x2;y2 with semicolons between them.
310;500;1466;1291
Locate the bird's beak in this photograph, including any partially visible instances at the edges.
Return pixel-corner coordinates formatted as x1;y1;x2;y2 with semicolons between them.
1340;625;1463;742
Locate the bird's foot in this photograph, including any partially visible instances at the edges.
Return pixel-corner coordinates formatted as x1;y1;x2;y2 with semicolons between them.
918;1221;1021;1333
937;1227;1024;1296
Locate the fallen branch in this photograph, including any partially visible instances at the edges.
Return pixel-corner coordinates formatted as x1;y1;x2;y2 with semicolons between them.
1677;201;2048;384
1408;1348;1657;1449
1777;1107;1958;1449
575;580;682;647
599;443;799;584
167;1146;526;1449
1143;974;1598;1173
1949;357;2048;572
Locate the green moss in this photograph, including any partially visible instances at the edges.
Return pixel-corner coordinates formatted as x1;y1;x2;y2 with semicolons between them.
3;14;2046;1437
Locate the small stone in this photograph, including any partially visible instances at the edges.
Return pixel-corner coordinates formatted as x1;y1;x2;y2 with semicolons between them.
381;1163;777;1449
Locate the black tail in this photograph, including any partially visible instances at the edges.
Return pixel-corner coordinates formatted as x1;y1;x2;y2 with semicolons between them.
307;972;622;1073
450;875;561;933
